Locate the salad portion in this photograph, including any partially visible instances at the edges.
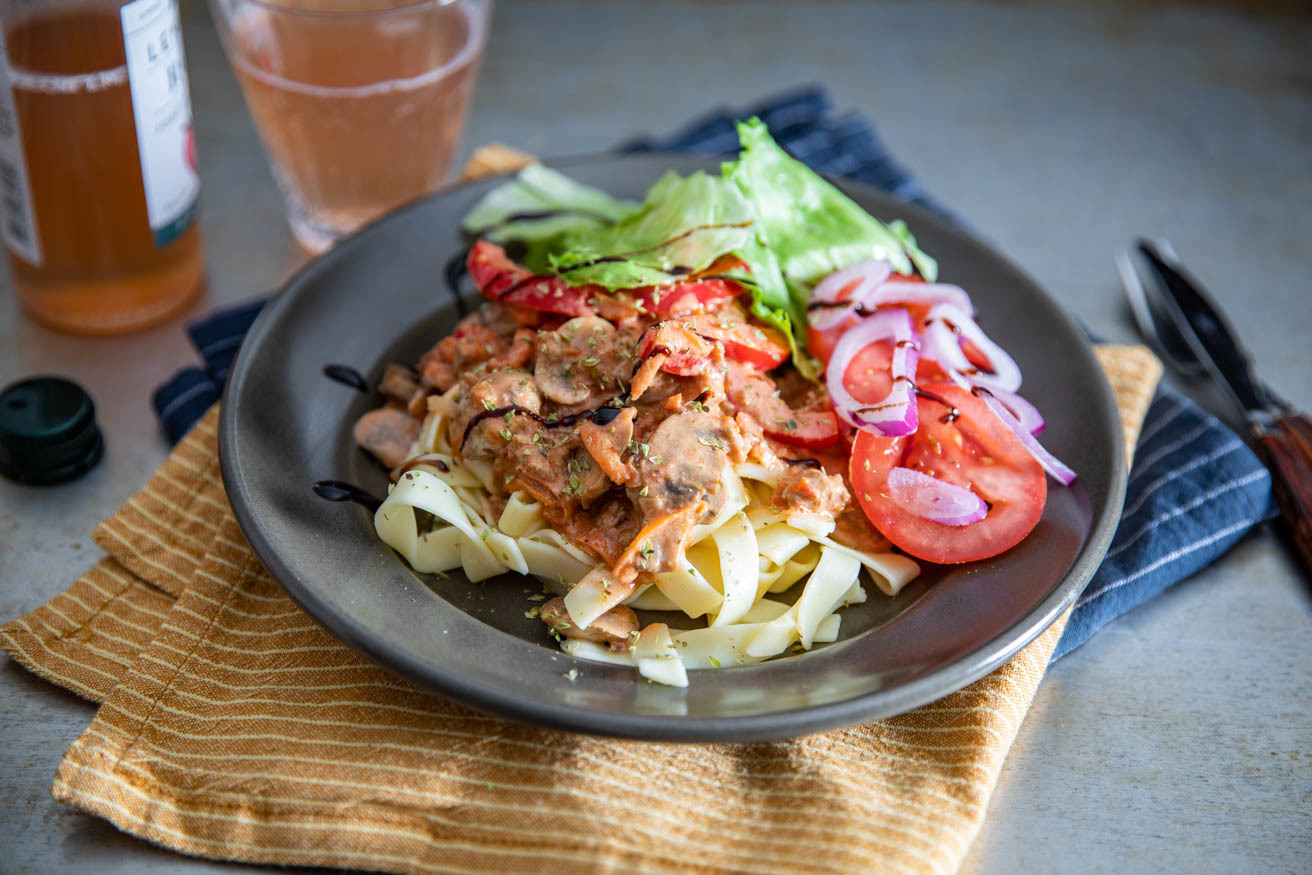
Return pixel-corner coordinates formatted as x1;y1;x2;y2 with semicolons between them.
354;121;1074;686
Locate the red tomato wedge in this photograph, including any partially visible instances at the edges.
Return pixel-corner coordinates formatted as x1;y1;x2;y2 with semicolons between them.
689;308;789;370
502;276;597;317
468;240;745;320
631;278;741;316
849;382;1045;563
808;317;855;369
467;240;527;297
842;337;953;404
636;321;716;376
725;364;839;449
629;254;747;315
771;409;840;449
467;241;595;317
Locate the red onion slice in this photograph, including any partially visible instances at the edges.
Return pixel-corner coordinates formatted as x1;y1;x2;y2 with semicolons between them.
887;467;988;526
808;260;891;330
920;307;1046;434
812;259;892;305
922;302;1022;393
826;308;919;437
869;282;975;314
922;318;972;387
989;386;1046;435
977;389;1077;484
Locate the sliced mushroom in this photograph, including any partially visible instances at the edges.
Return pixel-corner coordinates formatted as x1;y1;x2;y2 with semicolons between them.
353;407;421;469
533;316;632;406
635;410;734;518
450;368;541;459
540;597;638;652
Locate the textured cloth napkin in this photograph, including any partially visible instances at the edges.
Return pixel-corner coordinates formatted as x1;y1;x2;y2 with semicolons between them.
5;349;1152;875
152;87;1274;659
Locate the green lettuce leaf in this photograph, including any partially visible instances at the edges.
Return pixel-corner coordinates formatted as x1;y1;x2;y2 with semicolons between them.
461;163;637;272
548;171;755;289
723;118;938;286
457;123;937;381
720;235;820;379
887;219;938;283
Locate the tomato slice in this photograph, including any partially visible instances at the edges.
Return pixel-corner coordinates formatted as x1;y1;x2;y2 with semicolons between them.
768;408;840;449
840;337;953;406
960;338;994;374
689;305;789;370
848;382;1045;563
635;306;789;374
714;322;789;369
808;316;855;369
466;240;596;317
468;240;746;320
501;277;596;317
631;278;741;316
726;363;838;449
637;321;716;376
467;240;527;296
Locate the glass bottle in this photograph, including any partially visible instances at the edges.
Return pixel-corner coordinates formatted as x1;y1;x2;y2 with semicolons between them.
0;0;204;335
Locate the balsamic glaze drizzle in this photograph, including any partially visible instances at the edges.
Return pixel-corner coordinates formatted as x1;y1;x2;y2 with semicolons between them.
312;480;382;512
806;298;857;312
458;404;627;453
555;222;752;275
489;208;619;226
494;273;549;300
915;386;961;423
443;246;471;317
589;406;624;425
322;364;369;392
390;456;450;482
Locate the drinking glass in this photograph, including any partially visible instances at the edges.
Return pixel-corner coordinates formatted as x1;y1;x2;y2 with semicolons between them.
208;0;489;252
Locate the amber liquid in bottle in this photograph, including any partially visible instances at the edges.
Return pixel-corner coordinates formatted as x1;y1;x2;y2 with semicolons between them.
3;4;203;335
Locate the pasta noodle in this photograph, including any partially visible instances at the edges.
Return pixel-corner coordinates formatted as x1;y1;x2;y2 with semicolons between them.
374;406;921;686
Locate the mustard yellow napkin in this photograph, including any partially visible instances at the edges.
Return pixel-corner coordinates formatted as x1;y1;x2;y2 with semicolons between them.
0;345;1156;875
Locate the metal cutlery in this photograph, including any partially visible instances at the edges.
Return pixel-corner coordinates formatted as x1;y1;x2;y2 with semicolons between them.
1118;239;1312;574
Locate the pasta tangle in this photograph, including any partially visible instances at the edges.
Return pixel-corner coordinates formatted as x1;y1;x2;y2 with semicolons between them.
373;390;920;687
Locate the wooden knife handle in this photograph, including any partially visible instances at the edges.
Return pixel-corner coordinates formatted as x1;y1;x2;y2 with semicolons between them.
1276;412;1312;464
1258;415;1312;575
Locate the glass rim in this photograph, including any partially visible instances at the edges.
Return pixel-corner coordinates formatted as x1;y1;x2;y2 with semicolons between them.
225;0;482;20
214;0;488;95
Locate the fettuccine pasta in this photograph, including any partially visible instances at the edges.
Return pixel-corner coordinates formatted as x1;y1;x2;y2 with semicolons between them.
372;384;919;686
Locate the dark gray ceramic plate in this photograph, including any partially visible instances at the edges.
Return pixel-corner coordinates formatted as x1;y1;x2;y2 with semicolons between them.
220;154;1125;742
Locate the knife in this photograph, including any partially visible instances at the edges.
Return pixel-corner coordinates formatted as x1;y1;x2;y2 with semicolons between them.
1127;240;1312;574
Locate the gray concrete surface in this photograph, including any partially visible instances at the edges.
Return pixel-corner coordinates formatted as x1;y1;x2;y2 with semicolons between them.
2;1;1309;872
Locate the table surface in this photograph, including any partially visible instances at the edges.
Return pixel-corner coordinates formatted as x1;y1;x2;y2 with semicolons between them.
2;1;1309;872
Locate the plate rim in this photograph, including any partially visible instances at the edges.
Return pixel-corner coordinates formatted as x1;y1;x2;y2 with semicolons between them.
220;152;1127;742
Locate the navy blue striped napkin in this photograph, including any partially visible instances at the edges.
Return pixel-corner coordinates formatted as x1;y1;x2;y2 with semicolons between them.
154;86;1274;661
152;298;263;446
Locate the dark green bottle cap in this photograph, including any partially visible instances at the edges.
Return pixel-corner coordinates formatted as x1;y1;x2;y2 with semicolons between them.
0;376;104;485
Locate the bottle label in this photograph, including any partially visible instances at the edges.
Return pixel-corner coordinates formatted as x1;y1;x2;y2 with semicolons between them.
0;39;41;266
120;0;199;249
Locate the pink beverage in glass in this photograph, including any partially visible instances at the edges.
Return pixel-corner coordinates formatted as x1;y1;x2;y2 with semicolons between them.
211;0;489;252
